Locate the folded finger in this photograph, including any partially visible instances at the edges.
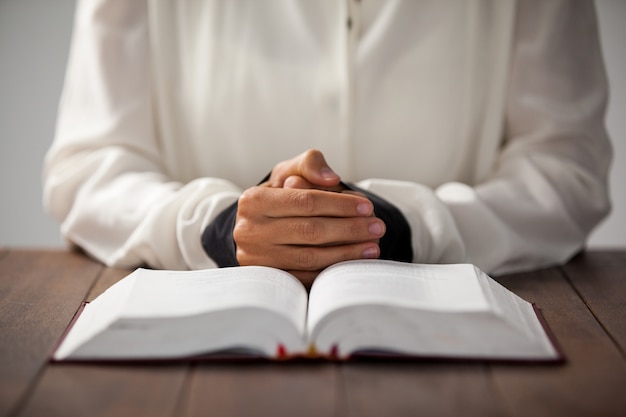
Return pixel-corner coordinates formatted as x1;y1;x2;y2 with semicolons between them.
272;216;385;246
239;187;374;218
239;242;380;272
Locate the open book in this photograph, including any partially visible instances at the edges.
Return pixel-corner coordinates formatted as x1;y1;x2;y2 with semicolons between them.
53;260;561;362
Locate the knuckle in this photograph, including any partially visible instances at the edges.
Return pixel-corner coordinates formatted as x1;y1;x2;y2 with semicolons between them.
237;189;256;212
291;191;316;214
235;247;249;265
299;220;320;243
233;219;253;245
271;161;289;183
303;148;322;160
274;160;288;172
295;248;317;270
239;187;255;201
236;250;265;268
349;221;362;239
238;186;270;216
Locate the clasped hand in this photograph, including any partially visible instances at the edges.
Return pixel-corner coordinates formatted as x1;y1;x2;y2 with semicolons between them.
234;150;386;284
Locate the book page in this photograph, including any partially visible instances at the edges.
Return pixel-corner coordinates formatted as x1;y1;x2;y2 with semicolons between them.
53;270;138;360
475;267;559;358
123;266;308;336
54;266;309;360
307;260;490;338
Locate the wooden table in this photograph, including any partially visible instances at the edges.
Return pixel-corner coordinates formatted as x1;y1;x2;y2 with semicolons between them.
1;249;625;417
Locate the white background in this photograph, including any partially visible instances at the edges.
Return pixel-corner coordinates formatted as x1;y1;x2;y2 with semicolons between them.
1;0;624;249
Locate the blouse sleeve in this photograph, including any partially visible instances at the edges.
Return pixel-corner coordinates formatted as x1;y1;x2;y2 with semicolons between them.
358;0;612;275
43;0;240;270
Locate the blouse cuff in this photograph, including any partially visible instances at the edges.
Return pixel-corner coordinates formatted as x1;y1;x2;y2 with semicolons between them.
201;200;239;267
342;182;413;263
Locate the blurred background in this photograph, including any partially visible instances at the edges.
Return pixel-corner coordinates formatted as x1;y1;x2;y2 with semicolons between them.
1;0;624;249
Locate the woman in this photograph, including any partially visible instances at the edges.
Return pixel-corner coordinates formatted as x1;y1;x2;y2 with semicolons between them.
44;0;612;284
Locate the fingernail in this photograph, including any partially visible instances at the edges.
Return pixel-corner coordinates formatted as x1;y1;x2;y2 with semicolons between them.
362;246;379;259
369;221;385;236
357;202;372;215
320;167;339;181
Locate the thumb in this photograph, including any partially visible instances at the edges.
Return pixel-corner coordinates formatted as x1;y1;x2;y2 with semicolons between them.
298;149;341;187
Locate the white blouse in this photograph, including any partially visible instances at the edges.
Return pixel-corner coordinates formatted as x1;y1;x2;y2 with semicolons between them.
44;0;612;275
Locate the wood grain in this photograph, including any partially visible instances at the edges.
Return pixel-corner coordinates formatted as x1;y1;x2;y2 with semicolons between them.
13;256;187;417
3;250;626;417
562;251;626;356
341;362;504;417
86;266;134;302
17;364;188;417
0;250;103;417
490;266;626;417
180;363;337;417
